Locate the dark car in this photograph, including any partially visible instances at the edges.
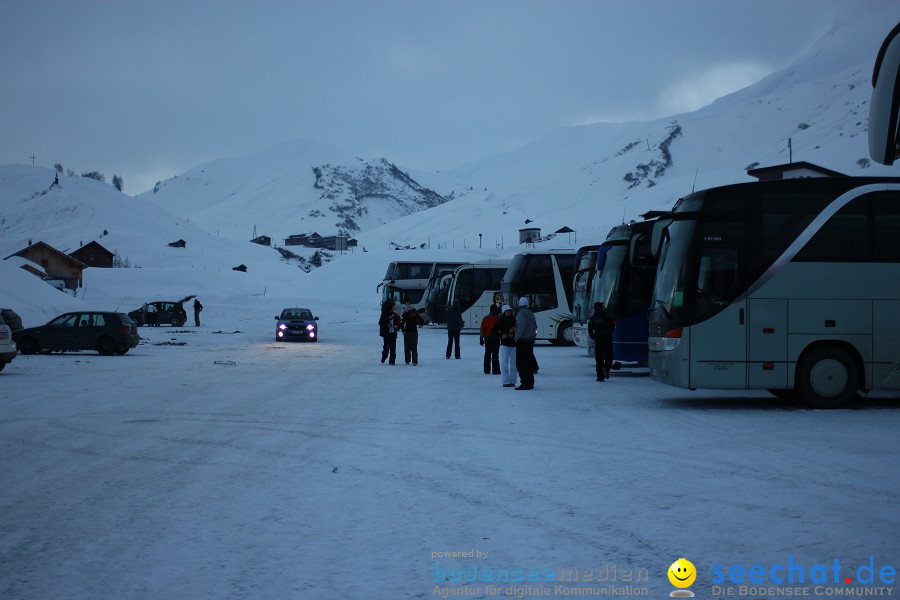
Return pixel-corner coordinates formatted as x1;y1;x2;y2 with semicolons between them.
13;311;140;355
129;295;195;326
1;308;23;332
275;308;319;342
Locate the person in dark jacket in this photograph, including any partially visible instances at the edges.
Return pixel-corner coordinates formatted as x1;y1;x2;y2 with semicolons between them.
193;299;203;326
378;299;401;364
445;301;464;359
479;304;501;374
401;303;425;365
493;304;517;387
587;302;615;381
514;297;537;390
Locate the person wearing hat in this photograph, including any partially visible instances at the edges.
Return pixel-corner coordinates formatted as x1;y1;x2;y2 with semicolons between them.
587;302;615;381
493;304;518;387
514;297;537;390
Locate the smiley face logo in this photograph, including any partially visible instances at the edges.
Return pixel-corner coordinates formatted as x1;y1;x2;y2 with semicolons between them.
668;558;696;588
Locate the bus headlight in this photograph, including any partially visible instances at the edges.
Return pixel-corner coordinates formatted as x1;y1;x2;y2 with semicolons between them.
650;328;682;351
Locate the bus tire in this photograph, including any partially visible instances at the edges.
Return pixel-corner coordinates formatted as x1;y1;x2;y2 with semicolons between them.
795;345;860;409
553;320;575;346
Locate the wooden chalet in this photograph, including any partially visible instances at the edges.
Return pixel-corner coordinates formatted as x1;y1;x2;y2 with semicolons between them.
69;240;114;268
4;241;86;290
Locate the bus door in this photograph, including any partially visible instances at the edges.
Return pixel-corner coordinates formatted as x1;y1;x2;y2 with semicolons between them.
688;221;748;388
747;299;788;389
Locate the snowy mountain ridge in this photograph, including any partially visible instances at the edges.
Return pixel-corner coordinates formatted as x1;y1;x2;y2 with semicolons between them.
144;139;451;242
1;2;898;321
133;2;899;253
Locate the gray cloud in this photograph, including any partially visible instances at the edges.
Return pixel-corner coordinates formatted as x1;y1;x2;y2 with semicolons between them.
0;0;860;194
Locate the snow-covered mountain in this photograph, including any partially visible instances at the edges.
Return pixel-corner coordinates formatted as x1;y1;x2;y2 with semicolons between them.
1;1;898;322
0;165;283;272
142;139;451;243
130;1;899;254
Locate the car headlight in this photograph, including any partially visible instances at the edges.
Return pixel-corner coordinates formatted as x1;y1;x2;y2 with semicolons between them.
278;323;287;330
306;324;315;330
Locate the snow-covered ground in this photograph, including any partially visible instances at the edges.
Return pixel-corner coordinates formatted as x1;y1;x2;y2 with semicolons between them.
2;291;898;599
3;4;900;595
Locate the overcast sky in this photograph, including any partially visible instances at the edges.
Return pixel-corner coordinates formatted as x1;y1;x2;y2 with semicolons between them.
0;0;861;194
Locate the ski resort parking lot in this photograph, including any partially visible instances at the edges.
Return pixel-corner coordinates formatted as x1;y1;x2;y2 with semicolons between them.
2;318;898;599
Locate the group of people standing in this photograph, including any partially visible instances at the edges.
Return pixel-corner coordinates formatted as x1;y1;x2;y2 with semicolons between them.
378;298;424;365
478;297;537;390
379;297;615;389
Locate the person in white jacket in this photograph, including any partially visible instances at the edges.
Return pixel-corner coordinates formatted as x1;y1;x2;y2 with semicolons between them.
494;304;518;388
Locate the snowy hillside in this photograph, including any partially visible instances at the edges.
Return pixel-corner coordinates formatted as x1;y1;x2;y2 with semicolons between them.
2;2;899;323
0;165;284;272
0;164;335;325
360;1;900;250
125;3;900;256
0;164;495;327
142;139;451;243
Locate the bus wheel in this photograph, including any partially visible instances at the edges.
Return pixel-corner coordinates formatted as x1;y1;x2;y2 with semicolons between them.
796;346;860;409
554;320;575;346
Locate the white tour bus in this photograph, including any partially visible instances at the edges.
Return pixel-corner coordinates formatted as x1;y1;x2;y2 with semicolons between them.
444;260;511;331
571;245;600;349
424;264;465;325
586;217;661;367
648;177;900;408
501;249;577;344
378;261;463;319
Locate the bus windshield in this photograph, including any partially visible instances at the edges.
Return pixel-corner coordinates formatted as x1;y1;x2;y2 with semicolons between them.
650;220;694;324
572;268;593;323
592;244;627;314
452;268;505;312
384;286;425;304
503;254;558;310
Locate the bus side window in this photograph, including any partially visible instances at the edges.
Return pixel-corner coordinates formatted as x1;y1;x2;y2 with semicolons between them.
796;196;870;262
873;191;900;261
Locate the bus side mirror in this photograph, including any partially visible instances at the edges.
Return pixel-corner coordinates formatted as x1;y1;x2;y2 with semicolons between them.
650;219;672;257
629;233;653;266
869;23;900;165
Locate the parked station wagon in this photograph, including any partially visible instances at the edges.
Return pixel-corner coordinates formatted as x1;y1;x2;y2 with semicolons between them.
129;295;195;326
13;311;140;355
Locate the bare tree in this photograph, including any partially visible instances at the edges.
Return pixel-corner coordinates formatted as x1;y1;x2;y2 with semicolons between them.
81;171;105;182
112;174;124;192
